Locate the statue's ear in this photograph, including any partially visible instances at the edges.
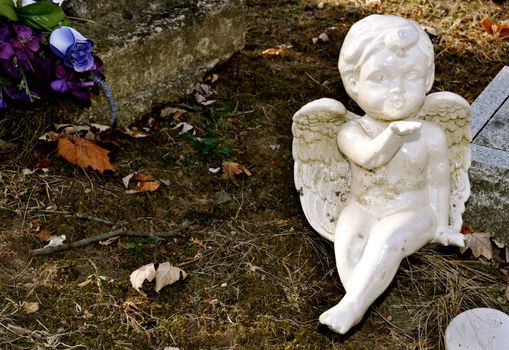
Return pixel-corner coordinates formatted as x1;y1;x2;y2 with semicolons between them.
425;70;434;92
345;74;358;95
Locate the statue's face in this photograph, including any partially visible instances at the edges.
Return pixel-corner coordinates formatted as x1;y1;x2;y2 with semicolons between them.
354;45;430;121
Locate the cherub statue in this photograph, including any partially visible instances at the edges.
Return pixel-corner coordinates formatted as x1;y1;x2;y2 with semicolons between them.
292;14;471;334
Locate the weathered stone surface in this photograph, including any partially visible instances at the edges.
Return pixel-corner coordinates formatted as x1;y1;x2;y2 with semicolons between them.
464;66;509;245
475;98;509;151
64;0;245;124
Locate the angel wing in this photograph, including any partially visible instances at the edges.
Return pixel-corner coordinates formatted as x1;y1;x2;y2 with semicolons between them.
292;98;359;242
417;92;471;232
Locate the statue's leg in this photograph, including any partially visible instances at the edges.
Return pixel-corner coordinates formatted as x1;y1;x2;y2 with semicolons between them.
334;203;376;291
320;208;435;334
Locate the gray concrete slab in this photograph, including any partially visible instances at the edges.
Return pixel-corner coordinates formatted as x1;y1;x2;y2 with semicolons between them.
464;66;509;245
62;0;246;125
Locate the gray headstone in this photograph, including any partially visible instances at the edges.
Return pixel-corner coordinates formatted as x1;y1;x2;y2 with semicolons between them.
464;66;509;245
445;308;509;350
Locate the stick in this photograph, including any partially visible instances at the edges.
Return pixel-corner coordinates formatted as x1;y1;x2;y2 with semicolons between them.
77;214;115;226
32;221;192;256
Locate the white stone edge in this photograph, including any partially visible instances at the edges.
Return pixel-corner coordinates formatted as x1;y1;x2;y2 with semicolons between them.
471;66;509;137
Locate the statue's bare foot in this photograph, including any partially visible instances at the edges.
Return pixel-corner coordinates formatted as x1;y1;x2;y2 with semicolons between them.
319;298;365;334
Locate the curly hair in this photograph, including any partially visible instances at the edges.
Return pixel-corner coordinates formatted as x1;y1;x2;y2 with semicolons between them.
339;15;435;99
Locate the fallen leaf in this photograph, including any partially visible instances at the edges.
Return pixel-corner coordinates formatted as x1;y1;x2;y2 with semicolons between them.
31;219;42;232
173;122;195;135
460;231;493;260
123;172;161;194
482;18;509;39
21;302;39;314
128;181;160;194
38;131;61;142
44;235;66;248
37;229;52;242
130;262;187;295
461;224;474;234
120;127;150;138
194;93;216;106
221;161;252;185
262;44;292;58
155;263;187;292
482;18;493;33
160;107;188;119
58;135;114;174
205;73;219;83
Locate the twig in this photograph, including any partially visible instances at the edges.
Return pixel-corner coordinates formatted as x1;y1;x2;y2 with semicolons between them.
77;214;115;226
32;221;192;256
176;245;226;268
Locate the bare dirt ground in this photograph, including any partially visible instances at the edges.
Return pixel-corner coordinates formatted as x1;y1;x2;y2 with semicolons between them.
1;0;509;349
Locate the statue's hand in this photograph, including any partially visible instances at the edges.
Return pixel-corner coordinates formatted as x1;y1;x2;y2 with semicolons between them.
389;121;422;136
432;226;465;247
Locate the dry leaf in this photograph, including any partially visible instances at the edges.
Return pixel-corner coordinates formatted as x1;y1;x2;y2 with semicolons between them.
38;131;61;142
160;106;187;119
482;18;509;39
173;122;195;135
221;161;252;185
37;229;52;242
460;232;493;260
43;235;66;248
130;262;187;295
123;172;161;194
129;181;160;194
21;302;40;314
155;263;187;292
58;135;114;174
120;127;150;138
205;73;219;83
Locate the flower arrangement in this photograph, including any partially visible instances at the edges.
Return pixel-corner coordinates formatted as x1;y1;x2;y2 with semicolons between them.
0;0;116;124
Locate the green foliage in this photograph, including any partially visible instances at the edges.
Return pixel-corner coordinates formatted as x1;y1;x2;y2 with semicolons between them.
125;236;164;257
182;106;233;165
16;1;66;31
0;0;18;21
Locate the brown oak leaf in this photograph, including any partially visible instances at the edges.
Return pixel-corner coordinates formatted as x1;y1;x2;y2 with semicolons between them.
221;161;252;185
123;172;161;194
460;231;493;260
58;135;114;174
482;18;509;39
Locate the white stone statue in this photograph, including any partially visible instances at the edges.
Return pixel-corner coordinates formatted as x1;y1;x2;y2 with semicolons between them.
292;14;471;334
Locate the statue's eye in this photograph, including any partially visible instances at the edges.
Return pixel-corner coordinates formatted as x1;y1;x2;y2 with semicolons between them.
406;71;420;81
369;72;384;83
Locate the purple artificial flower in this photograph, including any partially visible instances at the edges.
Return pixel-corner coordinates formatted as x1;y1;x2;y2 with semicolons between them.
50;27;94;72
0;98;7;109
3;84;38;102
51;62;95;101
12;24;41;53
0;24;41;71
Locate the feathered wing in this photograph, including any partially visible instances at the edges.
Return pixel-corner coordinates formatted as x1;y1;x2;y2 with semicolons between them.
292;98;358;242
418;92;472;232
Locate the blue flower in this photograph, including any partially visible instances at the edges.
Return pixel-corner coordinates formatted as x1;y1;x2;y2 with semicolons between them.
49;26;94;72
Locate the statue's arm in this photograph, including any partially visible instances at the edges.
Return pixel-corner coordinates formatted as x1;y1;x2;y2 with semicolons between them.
426;125;464;246
337;121;420;170
426;128;450;229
